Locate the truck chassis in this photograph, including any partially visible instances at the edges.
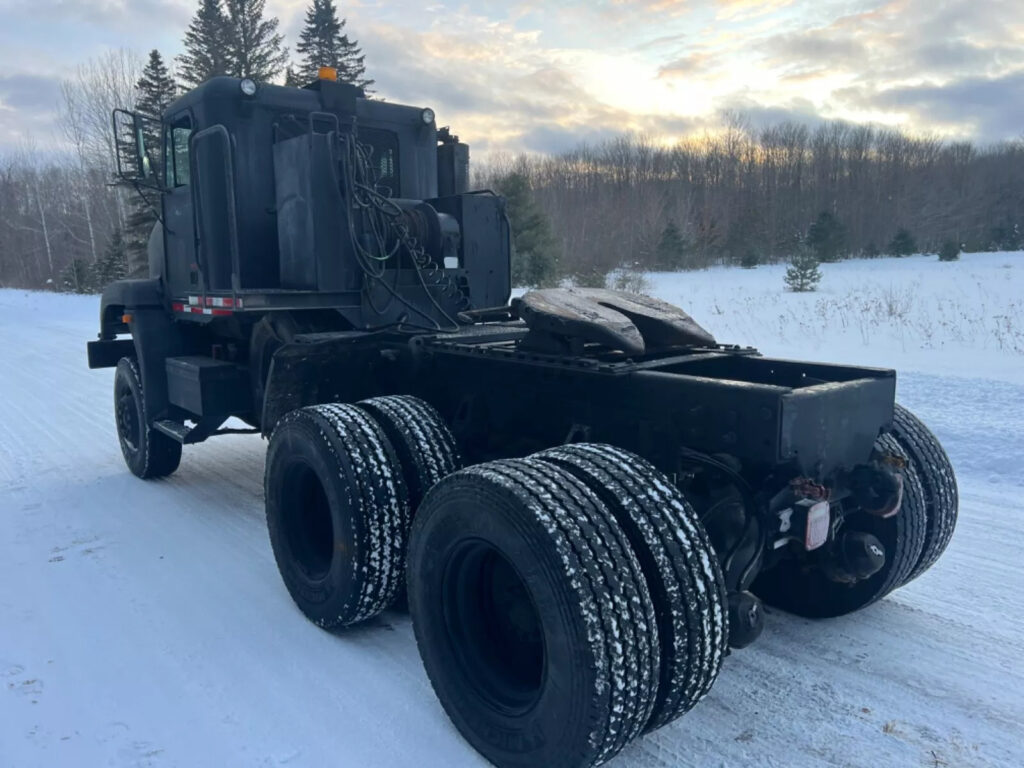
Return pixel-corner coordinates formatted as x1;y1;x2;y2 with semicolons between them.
87;74;959;768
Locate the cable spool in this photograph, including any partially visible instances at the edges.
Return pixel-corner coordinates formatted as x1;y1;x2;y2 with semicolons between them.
337;132;470;330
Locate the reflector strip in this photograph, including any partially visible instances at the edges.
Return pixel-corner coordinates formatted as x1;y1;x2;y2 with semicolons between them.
172;302;232;317
186;296;241;309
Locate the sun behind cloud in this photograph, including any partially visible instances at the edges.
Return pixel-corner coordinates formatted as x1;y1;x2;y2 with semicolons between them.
0;0;1021;153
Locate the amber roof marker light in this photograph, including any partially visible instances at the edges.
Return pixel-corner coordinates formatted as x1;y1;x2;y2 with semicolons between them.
318;66;338;82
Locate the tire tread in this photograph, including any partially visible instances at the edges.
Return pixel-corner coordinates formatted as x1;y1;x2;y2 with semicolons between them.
536;443;728;731
890;404;959;583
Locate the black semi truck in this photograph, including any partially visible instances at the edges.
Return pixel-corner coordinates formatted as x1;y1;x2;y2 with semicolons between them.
87;71;958;768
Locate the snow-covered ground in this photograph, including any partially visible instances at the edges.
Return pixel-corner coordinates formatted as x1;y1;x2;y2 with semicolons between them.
1;252;1022;767
646;251;1024;385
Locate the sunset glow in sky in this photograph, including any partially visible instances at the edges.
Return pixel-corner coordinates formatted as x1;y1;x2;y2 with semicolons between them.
1;0;1022;154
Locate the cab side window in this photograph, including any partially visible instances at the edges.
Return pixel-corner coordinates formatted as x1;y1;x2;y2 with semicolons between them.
359;127;400;195
164;116;192;187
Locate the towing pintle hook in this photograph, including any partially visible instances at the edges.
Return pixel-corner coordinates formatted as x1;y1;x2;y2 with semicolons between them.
815;461;903;584
821;531;887;584
769;463;900;586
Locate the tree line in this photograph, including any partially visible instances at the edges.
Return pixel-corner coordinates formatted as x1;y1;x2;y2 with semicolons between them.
0;0;369;291
479;120;1024;287
3;4;1023;293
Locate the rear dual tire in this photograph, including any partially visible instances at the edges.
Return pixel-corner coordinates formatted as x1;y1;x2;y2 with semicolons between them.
264;397;459;626
535;444;728;732
265;404;409;627
891;404;958;583
265;405;729;767
408;447;728;767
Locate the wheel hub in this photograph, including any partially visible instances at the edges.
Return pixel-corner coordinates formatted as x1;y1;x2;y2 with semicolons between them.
442;541;545;715
116;389;140;453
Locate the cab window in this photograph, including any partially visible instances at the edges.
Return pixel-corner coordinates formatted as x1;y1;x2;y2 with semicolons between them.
164;116;192;187
359;127;400;194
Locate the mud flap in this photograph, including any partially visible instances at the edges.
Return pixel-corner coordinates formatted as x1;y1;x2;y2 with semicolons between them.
260;333;382;435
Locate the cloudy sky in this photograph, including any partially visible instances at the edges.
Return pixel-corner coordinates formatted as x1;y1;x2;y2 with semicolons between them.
1;0;1022;155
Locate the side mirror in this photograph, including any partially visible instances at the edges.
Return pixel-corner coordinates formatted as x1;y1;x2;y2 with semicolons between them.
112;109;162;186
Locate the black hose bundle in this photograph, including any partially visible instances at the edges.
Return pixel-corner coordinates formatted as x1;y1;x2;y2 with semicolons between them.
337;132;468;332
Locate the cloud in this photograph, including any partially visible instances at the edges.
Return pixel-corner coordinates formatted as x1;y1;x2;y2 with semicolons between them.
715;0;795;22
761;28;868;69
516;123;626;154
615;0;691;16
709;0;1024;139
913;41;1024;77
716;96;826;132
0;73;64;151
842;70;1024;141
658;52;716;78
13;0;192;32
4;0;1024;155
0;74;62;113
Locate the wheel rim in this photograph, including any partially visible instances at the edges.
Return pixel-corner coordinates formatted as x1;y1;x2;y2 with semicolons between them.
442;540;546;715
281;461;335;580
115;381;141;453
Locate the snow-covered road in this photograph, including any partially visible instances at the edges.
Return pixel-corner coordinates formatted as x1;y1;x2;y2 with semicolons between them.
1;279;1022;767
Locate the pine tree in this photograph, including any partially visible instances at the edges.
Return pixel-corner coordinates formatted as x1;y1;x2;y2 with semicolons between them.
60;258;95;294
571;266;608;288
989;219;1021;251
178;0;231;87
654;220;687;270
497;172;560;288
611;263;651;294
224;0;288;82
938;240;960;262
93;229;130;288
807;210;846;263
295;0;373;89
125;51;178;268
888;228;917;257
284;66;302;87
784;246;822;292
136;50;178;118
124;190;160;275
135;50;178;173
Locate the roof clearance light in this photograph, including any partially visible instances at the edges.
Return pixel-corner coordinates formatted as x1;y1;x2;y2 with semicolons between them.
319;66;338;82
421;108;436;125
240;78;257;96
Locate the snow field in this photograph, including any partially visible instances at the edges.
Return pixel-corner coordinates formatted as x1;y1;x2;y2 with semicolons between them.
1;253;1022;767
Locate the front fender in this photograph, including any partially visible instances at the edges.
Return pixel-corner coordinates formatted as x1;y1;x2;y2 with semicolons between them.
98;278;165;340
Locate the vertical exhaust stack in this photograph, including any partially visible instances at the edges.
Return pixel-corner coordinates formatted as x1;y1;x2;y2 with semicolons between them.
437;127;470;197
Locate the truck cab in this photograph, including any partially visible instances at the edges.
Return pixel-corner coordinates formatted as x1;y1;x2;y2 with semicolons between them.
110;72;510;331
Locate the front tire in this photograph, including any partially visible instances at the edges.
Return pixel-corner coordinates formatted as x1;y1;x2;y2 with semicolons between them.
113;357;181;479
408;458;659;768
